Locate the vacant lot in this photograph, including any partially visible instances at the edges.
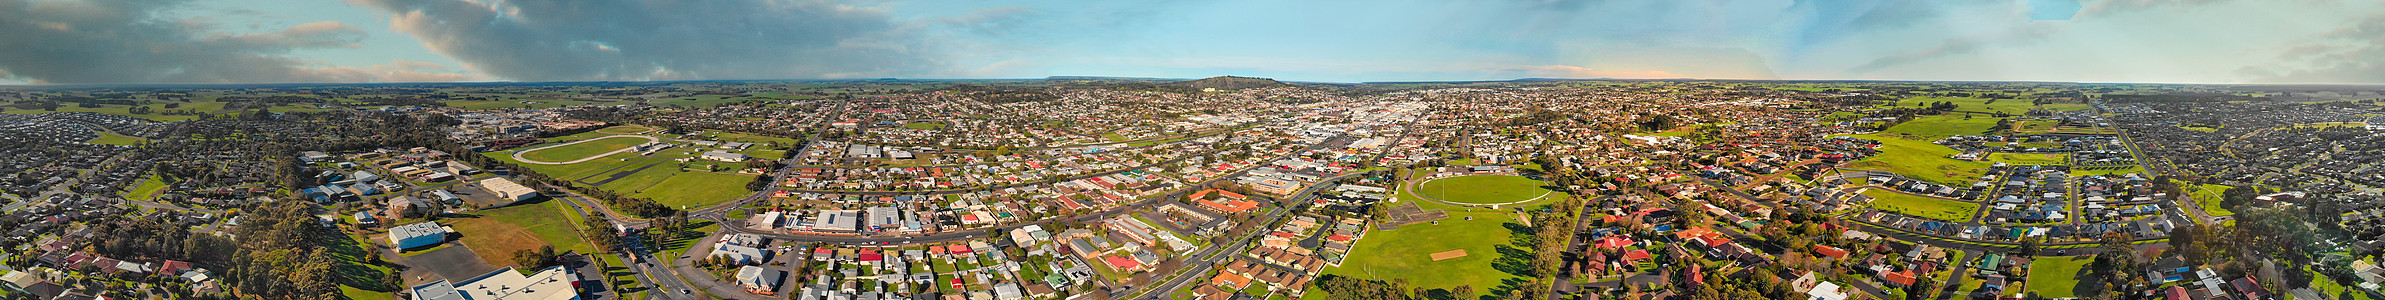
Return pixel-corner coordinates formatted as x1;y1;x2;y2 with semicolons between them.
2026;256;2093;298
521;136;649;162
445;199;595;266
1416;175;1551;205
1863;189;1979;222
1840;133;1990;185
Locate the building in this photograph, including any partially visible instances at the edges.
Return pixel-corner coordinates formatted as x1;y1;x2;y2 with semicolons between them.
409;265;579;300
812;210;860;232
480;178;539;204
866;207;901;232
701;151;748;162
735;266;783;295
387;196;436;220
389;222;451;250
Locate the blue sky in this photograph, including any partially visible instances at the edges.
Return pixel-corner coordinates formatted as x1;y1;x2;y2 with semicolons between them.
0;0;2379;84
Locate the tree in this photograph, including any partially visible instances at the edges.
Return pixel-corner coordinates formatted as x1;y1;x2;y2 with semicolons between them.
512;245;559;269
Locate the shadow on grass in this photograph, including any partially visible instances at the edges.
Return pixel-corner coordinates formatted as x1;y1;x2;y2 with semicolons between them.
320;233;398;293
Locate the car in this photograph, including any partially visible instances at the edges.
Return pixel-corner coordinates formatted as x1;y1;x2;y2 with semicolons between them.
681;289;693;295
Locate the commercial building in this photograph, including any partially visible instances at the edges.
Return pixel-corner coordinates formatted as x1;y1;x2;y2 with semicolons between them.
811;210;859;233
389;222;451;250
409;265;580;300
480;178;539;204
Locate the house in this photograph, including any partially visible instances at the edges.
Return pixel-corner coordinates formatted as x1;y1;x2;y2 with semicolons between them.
736;266;784;295
1102;256;1149;272
386;196;436;220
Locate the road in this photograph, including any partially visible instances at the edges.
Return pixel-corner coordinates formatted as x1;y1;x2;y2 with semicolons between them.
562;123;1349;299
1130;172;1363;299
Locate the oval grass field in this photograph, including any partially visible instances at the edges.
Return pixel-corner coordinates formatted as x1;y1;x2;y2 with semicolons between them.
1414;175;1552;205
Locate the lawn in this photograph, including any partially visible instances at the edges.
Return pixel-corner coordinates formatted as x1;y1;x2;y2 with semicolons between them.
1101;133;1129;142
520;136;650;162
2311;270;2375;300
1839;133;1991;185
1863;189;1979;222
1414;175;1551;205
2025;256;2092;298
632;172;756;209
446;199;598;266
88;131;147;145
1989;153;2068;165
1314;210;1527;295
484;151;644;180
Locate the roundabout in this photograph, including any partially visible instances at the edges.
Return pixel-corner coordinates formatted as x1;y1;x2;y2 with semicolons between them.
1408;174;1556;207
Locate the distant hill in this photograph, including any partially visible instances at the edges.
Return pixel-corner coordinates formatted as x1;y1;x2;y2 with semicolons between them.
1161;76;1290;91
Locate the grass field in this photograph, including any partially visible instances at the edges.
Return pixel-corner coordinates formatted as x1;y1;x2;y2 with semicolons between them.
1989;153;2068;165
2025;256;2092;298
2067;166;2144;177
1415;175;1551;204
596;125;653;134
1862;189;1979;222
521;136;650;162
88;131;147;145
1882;115;2002;138
2188;182;2234;216
2013;119;2060;132
903;122;946;130
447;199;596;266
1315;210;1527;295
633;172;756;209
122;173;167;201
1895;97;2090;115
1840;133;1991;185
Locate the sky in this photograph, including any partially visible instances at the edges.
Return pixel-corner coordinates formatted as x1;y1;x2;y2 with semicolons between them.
0;0;2380;85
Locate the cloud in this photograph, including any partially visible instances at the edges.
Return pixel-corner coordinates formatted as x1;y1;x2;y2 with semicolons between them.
2073;0;2229;18
1846;24;2058;74
2243;12;2385;84
1505;65;1684;79
293;59;483;83
347;0;942;81
0;0;454;84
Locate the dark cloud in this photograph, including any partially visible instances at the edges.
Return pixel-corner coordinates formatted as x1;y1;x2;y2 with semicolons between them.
0;0;434;84
348;0;942;81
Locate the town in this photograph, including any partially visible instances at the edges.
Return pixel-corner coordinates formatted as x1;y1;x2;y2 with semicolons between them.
0;77;2382;300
